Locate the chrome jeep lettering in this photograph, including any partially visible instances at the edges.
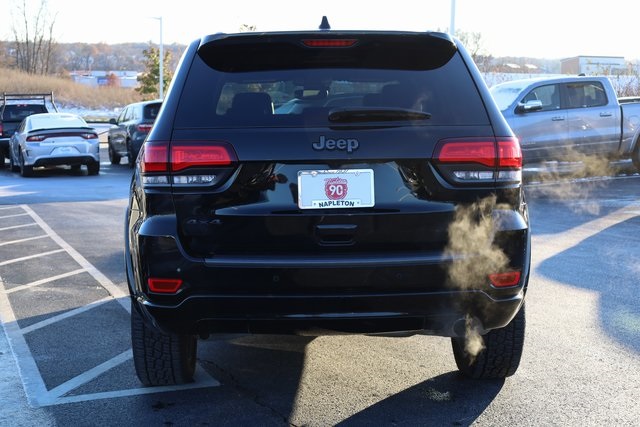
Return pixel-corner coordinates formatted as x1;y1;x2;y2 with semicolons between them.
312;136;359;153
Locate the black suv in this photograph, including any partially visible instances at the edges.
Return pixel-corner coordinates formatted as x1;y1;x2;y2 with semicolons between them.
126;24;531;386
107;100;161;166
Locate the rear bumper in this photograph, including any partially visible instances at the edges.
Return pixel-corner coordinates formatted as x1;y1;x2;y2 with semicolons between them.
127;208;530;337
134;289;525;337
31;155;99;168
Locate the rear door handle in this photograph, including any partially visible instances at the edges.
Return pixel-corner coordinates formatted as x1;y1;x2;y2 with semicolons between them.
599;112;613;117
551;116;565;121
315;224;357;246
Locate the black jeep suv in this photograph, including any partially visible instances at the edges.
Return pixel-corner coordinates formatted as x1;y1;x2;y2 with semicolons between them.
126;25;531;386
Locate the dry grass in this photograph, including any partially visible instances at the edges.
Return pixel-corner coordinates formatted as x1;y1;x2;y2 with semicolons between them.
0;67;141;112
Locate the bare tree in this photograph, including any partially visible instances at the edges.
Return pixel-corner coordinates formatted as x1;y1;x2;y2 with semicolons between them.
239;24;257;32
456;30;492;71
11;0;57;74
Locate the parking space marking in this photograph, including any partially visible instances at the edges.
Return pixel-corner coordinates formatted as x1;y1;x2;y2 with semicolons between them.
0;280;51;402
6;268;86;294
0;235;48;248
1;205;220;408
49;366;217;407
22;205;129;312
0;223;38;232
0;249;65;267
19;296;113;335
0;212;30;220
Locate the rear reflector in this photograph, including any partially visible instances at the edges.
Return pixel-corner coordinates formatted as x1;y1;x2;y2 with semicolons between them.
302;39;358;48
147;278;183;293
488;271;521;288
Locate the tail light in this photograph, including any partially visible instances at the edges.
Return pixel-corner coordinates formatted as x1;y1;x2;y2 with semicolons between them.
302;39;358;48
27;135;47;142
26;132;98;142
80;132;98;140
140;141;237;187
0;123;3;135
136;124;153;132
434;137;522;184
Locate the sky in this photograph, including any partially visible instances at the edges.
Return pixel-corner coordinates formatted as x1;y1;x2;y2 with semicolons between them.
4;0;640;60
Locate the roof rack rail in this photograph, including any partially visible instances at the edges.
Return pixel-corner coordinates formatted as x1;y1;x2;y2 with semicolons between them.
1;92;58;112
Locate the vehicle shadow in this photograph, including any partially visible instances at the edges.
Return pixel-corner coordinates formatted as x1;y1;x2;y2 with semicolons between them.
536;216;640;354
188;335;503;425
336;372;502;426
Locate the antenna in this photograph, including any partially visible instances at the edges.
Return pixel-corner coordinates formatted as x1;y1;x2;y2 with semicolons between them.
319;16;331;31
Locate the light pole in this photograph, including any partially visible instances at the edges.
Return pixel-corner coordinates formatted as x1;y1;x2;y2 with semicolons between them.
449;0;456;36
151;16;164;99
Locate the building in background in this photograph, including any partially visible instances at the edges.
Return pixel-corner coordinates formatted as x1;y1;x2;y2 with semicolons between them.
69;70;140;88
560;56;626;75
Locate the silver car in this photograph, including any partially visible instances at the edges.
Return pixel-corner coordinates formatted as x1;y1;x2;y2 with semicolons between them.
9;113;100;177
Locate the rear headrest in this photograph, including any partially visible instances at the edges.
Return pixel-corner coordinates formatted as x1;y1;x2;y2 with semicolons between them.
230;92;274;115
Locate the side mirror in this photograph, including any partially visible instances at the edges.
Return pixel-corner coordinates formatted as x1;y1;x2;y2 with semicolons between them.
516;100;543;114
109;118;117;125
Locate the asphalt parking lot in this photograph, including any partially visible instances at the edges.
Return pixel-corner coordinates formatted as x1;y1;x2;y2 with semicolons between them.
0;204;219;409
1;151;639;425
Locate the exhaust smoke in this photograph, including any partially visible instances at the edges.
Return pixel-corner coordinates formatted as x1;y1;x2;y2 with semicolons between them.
444;195;510;358
524;150;631;215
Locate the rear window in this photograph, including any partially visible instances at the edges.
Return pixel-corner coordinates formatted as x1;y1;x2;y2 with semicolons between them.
143;103;162;121
174;34;489;128
2;104;48;121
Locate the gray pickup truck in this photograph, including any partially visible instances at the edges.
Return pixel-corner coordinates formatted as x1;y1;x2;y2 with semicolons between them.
490;76;640;170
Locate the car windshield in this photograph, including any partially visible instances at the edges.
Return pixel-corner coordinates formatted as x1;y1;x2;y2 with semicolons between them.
490;82;528;111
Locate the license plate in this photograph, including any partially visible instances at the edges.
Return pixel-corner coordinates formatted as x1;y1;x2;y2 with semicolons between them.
297;169;375;209
52;146;76;154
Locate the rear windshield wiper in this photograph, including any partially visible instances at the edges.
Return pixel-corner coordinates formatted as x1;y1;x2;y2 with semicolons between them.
328;107;431;123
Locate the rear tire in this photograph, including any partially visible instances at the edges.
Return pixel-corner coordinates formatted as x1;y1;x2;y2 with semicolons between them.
19;152;33;177
9;151;19;172
87;161;100;175
131;302;197;386
108;143;121;165
632;143;640;172
127;141;136;168
451;304;525;379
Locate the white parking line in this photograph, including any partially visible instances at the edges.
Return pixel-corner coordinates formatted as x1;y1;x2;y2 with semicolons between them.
21;205;129;312
0;235;48;248
0;223;37;232
0;213;30;220
19;296;113;335
0;249;65;267
1;205;220;408
6;268;86;294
